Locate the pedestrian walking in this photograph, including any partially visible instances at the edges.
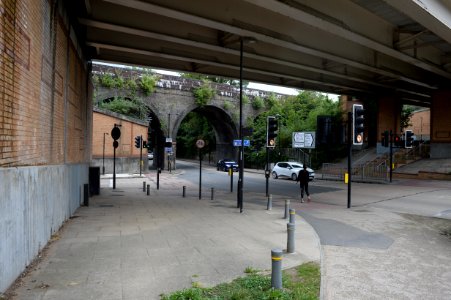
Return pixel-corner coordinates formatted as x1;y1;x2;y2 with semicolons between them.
296;165;311;203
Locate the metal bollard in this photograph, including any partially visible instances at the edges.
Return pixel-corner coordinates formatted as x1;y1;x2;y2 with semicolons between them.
287;223;295;253
289;208;295;224
147;184;150;196
284;199;290;219
211;187;215;200
271;248;283;289
267;194;272;210
143;181;146;192
182;186;186;198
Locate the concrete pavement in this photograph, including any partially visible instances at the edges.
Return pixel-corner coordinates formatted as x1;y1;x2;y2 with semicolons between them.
7;171;320;300
6;167;451;300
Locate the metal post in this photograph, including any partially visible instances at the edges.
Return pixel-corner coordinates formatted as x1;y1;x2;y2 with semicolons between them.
230;169;234;193
265;146;269;197
102;132;108;175
284;199;290;219
199;149;202;200
147;184;150;196
289;208;295;224
267;194;272;210
157;168;160;190
139;135;143;176
287;223;295;253
211;187;215;200
238;38;244;213
271;248;283;289
347;111;352;209
113;143;116;189
182;186;186;197
390;130;393;183
143;181;146;192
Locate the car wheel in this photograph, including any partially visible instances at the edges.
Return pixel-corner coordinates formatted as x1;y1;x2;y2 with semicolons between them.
291;173;298;181
272;171;278;179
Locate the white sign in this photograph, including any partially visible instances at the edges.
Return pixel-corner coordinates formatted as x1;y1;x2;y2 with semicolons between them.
292;132;316;149
196;139;205;149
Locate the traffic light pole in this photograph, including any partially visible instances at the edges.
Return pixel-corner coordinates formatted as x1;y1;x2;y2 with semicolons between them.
265;146;269;197
347;112;352;209
389;130;393;183
139;135;143;176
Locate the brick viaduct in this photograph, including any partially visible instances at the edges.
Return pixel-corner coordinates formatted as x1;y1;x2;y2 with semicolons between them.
93;66;283;163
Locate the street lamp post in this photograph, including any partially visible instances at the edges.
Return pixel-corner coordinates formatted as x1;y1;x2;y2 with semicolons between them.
238;38;244;213
102;132;108;175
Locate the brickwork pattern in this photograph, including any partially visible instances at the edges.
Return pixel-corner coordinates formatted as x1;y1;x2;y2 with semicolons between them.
92;109;148;159
0;0;91;167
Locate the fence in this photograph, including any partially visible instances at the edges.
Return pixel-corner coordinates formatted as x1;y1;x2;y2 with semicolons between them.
321;160;388;183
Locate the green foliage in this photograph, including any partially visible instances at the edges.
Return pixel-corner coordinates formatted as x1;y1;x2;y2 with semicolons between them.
125;78;138;92
98;73;116;88
176;112;216;158
242;95;250;105
97;97;149;120
401;105;415;130
245;91;343;168
161;262;320;300
140;74;159;96
193;80;215;107
252;96;265;110
223;100;234;111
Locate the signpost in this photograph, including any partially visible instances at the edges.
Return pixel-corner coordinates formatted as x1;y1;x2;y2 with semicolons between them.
111;125;121;189
233;139;250;147
196;139;205;200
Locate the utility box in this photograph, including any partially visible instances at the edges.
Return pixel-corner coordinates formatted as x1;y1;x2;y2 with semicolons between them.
89;167;100;195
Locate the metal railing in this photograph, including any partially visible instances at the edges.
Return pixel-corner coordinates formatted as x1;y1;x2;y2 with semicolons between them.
321;160;388;183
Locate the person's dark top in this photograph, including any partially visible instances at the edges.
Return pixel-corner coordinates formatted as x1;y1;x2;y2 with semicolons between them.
297;168;309;184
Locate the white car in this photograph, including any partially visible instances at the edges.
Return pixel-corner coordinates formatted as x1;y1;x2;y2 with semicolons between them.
147;152;154;160
272;162;315;181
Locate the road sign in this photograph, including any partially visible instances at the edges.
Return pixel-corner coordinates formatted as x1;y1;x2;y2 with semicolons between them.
292;132;316;149
196;139;205;149
233;139;250;147
111;127;121;140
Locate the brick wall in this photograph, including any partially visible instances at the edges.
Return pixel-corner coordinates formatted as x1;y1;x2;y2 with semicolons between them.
0;0;91;167
92;108;148;159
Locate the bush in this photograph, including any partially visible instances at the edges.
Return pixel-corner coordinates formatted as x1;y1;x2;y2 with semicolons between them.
193;80;215;107
140;74;158;96
252;96;265;110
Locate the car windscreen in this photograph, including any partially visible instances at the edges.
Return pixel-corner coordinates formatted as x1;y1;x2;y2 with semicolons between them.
290;164;302;168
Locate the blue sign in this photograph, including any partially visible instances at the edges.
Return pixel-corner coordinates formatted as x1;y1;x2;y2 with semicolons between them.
233;140;250;147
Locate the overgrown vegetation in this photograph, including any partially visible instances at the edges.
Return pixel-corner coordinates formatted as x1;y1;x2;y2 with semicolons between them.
160;262;320;300
176;112;216;158
92;70;160;120
97;97;149;120
193;80;215;106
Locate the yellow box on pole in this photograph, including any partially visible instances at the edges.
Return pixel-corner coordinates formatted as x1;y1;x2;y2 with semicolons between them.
392;163;395;170
344;172;349;184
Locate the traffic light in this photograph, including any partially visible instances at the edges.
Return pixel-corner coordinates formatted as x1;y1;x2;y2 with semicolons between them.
394;134;401;147
381;130;389;147
142;140;148;148
266;116;278;148
405;130;414;148
134;136;142;148
352;104;364;145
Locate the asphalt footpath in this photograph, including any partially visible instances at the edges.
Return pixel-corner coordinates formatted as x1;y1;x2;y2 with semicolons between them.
7;171;320;300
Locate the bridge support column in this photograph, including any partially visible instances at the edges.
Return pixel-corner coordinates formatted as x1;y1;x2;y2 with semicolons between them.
430;90;451;158
377;96;402;154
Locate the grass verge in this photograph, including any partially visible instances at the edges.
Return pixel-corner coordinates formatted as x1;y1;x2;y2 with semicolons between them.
160;261;320;300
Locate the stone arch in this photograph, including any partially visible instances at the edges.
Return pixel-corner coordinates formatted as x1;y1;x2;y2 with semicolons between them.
173;104;238;160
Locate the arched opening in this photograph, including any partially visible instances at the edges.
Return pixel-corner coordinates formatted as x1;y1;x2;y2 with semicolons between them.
174;105;238;163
